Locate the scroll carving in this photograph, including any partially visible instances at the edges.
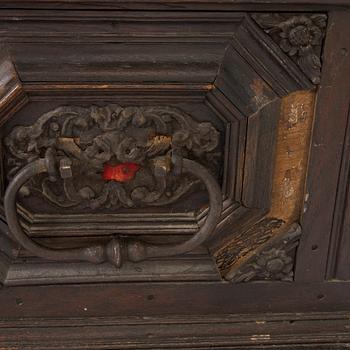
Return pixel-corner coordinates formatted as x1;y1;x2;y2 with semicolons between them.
4;105;221;210
2;104;224;267
252;13;327;84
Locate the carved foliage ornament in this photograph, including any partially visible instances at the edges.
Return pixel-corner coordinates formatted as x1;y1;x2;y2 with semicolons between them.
252;13;327;84
2;105;223;267
4;105;221;210
229;224;302;283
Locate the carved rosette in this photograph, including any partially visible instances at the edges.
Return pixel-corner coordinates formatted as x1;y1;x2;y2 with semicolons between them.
227;223;302;283
252;13;327;84
4;105;221;211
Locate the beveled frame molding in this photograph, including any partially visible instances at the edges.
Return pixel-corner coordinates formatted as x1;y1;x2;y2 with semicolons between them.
0;13;317;285
0;311;350;349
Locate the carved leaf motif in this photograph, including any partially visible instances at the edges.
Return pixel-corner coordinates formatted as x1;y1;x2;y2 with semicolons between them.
4;105;221;210
252;13;327;84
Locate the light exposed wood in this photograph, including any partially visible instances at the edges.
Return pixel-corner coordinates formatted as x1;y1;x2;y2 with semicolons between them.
214;90;316;279
269;90;316;222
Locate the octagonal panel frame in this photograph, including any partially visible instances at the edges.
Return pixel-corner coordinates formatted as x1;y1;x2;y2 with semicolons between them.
0;12;315;285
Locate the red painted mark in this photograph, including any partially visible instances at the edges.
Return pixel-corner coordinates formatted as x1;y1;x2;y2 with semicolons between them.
103;162;140;182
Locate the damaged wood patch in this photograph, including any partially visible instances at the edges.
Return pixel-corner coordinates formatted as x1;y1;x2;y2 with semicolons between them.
225;223;302;282
215;90;315;281
249;78;272;110
215;217;284;276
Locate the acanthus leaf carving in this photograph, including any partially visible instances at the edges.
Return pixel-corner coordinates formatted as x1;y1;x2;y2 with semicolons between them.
4;105;221;211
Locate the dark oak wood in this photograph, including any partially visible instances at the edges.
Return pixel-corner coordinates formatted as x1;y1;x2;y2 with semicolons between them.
1;281;350;318
1;311;350;349
0;2;349;349
295;10;350;283
0;11;316;284
0;0;348;10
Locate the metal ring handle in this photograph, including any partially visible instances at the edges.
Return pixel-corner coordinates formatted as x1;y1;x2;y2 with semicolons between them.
4;158;222;266
4;158;119;265
126;158;222;262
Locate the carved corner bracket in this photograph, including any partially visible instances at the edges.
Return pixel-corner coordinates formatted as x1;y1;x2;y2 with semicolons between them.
212;90;315;283
223;223;301;283
252;13;328;85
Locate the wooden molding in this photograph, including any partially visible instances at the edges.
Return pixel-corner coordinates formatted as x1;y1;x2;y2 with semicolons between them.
0;11;325;286
0;1;348;10
0;311;350;349
214;90;316;281
0;50;28;128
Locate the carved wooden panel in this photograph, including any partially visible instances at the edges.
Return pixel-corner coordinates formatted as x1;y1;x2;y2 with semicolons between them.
0;10;325;285
1;3;350;349
252;13;327;84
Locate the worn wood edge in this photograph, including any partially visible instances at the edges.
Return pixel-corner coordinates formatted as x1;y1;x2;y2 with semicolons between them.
0;229;221;286
269;90;316;222
23;83;212;102
1;310;349;326
0;280;349;318
214;90;316;280
1;257;220;286
0;52;28;221
0;310;350;349
0;0;348;11
0;50;28;128
0;225;223;285
241;98;281;208
237;16;314;95
214;217;285;276
224;223;302;281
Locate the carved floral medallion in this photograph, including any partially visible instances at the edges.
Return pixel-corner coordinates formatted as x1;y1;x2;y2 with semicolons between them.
252;13;327;84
